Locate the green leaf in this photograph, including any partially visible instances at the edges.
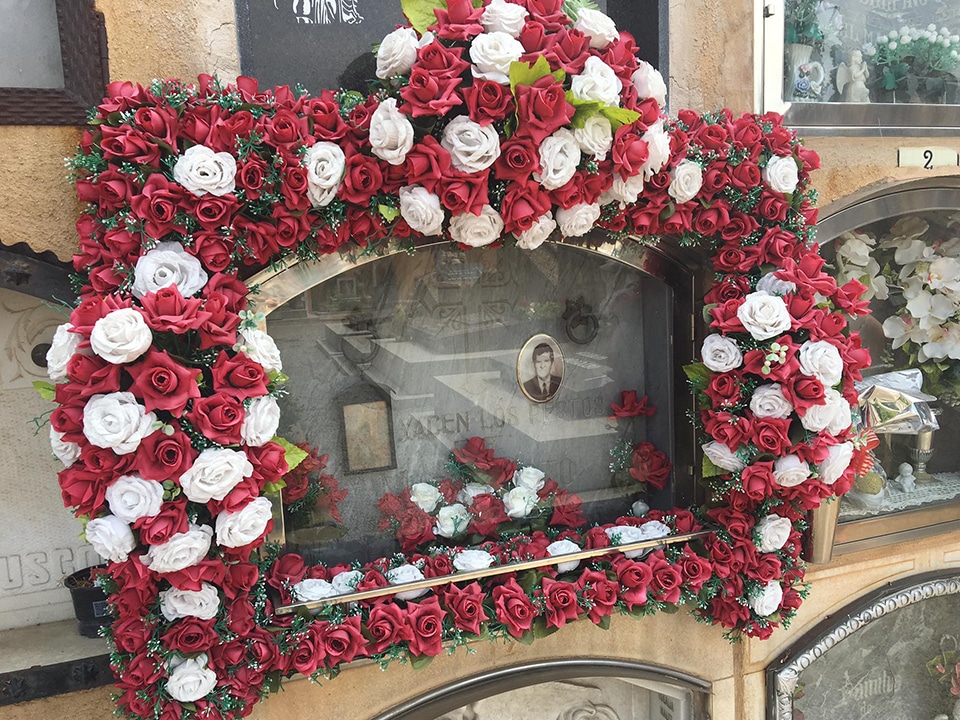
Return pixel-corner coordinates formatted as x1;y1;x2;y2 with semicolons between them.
409;652;435;671
272;436;309;472
510;56;565;97
471;0;483;5
378;204;400;223
401;0;445;35
263;480;287;495
599;105;641;130
565;91;603;129
516;629;536;645
32;380;56;400
562;0;600;21
262;670;283;694
701;453;725;479
595;614;611;631
532;617;559;640
683;362;712;391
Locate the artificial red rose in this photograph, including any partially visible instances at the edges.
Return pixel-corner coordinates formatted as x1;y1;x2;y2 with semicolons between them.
692;123;730;156
693;202;732;237
51;382;85;440
320;615;368;667
494;136;541;182
544;27;591;74
135;497;189;545
500;181;552;234
807;308;848;342
728;160;761;190
678;549;713;590
426;552;454;578
832;278;871;316
613;556;652;609
210;110;256;152
210;350;269;401
514;76;575;143
757;228;801;266
731;115;764;152
303;91;349;140
345;207;388;247
430;0;483;40
705;371;742;410
405;595;447;657
268;553;307;591
58;462;109;517
493;577;536;637
135;423;197;482
204;272;248;313
453;436;495;469
164;558;227;592
577;568;619;624
437;169;490;216
83;168;134;212
782;374;825;413
719;211;760;243
291;622;327;676
709;584;751;628
339;152;384;205
612;126;649;179
441;581;488;635
139;285;212;333
197;292;241;350
112;616;152;654
582;525;612;550
755;191;789;223
742;339;799;382
223;561;259;600
209;476;261;515
550;489;586;528
118;651;163;689
629;442;672;490
469;493;510;537
260;108;309;152
276;213;309;249
700;163;729;197
209;639;247;673
524;0;568;30
100;124;162;166
463;79;516;126
365;602;411;653
437;478;460;504
98;80;150;113
162;617;219;654
190;193;239;231
751;416;792;456
541;577;581;629
704;275;750;305
403;137;452;193
65;354;121;398
114;581;158;619
129;174;189;240
400;69;463;118
611;390;656;418
127;349;202;415
646;550;684;604
179;103;221;146
235;155;270;202
701;410;752;450
738;462;776;503
747;552;782;583
247;441;289;487
87;265;125;295
187;394;245;445
397;507;437;552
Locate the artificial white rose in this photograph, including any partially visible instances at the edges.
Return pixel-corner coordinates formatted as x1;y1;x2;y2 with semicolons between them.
240;395;280;447
90;308;153;364
512;466;546;492
332;570;363;595
160;583;221;621
399;185;445;236
442;116;501;172
754;515;792;553
449;205;505;247
50;426;80;467
172;144;237;197
573;114;613;159
798;340;844;387
85;514;136;564
773;454;810;487
750;384;794;419
737;291;792;341
502;486;537;519
434;503;471;538
514;211;556;250
46;323;82;381
632;499;650;517
749;580;784;617
216;497;273;548
574;7;618;48
293;578;338;604
143;524;214;573
818;441;854;485
640;120;671;179
702;440;746;472
480;0;528;36
631;61;667;107
369;98;415;166
800;388;853;435
410;482;442;512
546;539;581;573
83;392;157;455
469;31;525;84
556;202;601;238
132;242;208;298
304;141;346;207
237;328;283;374
179;448;254;503
537;129;581;190
571;56;623;106
701;334;742;372
458;482;494;505
605;172;645;204
166;654;217;703
756;272;797;296
668;160;704;204
605;520;670;558
762;155;799;194
376;26;420;79
386;563;428;601
454;549;495;572
105;474;164;523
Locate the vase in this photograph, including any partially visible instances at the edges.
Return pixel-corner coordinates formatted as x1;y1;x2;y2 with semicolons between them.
785;43;815;100
803;498;840;564
63;566;110;638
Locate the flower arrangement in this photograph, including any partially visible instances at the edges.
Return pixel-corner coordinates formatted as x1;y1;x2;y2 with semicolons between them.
863;24;960;102
607;389;671;495
280;443;348;529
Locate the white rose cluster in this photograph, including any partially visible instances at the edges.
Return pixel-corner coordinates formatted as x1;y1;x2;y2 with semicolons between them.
304;141;346;207
573;8;618;49
481;0;528;36
762;155;799;195
240;395;281;447
160;583;221;621
386;563;428;601
773;454;810;487
750;384;794;419
514;211;556;250
376;27;420;79
605;520;671;558
631;61;668;107
410;482;442;512
749;580;783;617
797;340;844;387
166;653;218;703
173;144;237;197
85;514;137;564
546;538;582;573
702;440;746;472
442;116;501;172
237;327;283;374
557;203;601;238
449;205;504;247
369;98;414;166
701;334;742;372
143;524;214;574
216;496;273;548
83;392;157;454
105;474;164;523
50;426;80;467
754;515;792;553
571;56;622;106
668;160;703;204
574;115;614;159
502;486;538;518
800;388;853;435
399;185;445;237
434;503;471;538
470;31;525;84
132;242;208;298
737;291;792;341
818;441;854;484
537;129;581;190
453;549;495;572
90;308;153;365
179;447;254;504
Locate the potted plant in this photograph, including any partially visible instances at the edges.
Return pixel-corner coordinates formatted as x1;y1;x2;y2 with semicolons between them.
63;565;110;638
863;25;960;103
783;0;843;101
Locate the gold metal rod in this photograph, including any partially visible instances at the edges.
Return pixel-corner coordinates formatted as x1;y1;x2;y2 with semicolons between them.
274;529;711;614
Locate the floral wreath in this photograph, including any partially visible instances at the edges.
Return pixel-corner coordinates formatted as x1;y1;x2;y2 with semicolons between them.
39;0;871;717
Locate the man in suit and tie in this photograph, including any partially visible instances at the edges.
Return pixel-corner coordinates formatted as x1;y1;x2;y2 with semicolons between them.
522;343;562;402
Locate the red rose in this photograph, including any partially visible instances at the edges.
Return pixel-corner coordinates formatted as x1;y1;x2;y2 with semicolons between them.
339;152;384;205
164;558;227;592
397;507;437;552
210;110;256;152
211;350;269;401
782;374;825;413
65;354;121;398
187;394;245;445
117;651;163;688
98;80;150;114
524;0;568;31
729;161;761;190
260;108;308;151
113;616;151;654
493;577;537;637
403;137;452;193
365;602;412;654
291;623;327;676
405;595;447;657
135;498;189;545
204;272;248;313
235;155;270;201
719;211;760;243
129;174;189;240
452;436;495;469
705;372;742;410
678;549;713;590
613;556;652;609
437;169;490;215
832;278;871;316
612;126;649;179
135;423;197;481
755;191;789;223
321;616;368;667
541;578;581;629
268;553;307;591
751;416;792;456
59;462;109;517
746;552;782;583
757;228;801;266
139;285;212;334
704;274;750;304
549;489;586;529
100;124;162;166
611;390;656;418
468;494;510;537
223;561;259;600
162;617;219;654
247;441;289;487
514;76;575;143
400;69;463;117
544;27;591;74
738;462;776;503
577;569;618;624
701;410;752;450
127;349;201;416
179;103;221;146
463;79;515;125
647;551;684;603
427;552;454;578
441;582;488;635
629;442;672;490
197;292;241;350
430;0;483;40
692;123;730;155
500;180;552;234
83;168;133;212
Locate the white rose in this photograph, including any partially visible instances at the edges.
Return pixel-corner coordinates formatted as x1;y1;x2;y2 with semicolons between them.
632;499;650;517
514;211;556;250
399;185;445;236
537;129;581;190
798;340;844;387
46;323;82;382
50;426;80;467
132;242;208;298
304;141;346;208
160;583;221;621
449;205;505;247
470;31;525;84
216;497;274;547
750;384;794;419
756;272;797;296
240;395;280;447
481;0;529;36
640;120;671;179
631;61;667;107
605;520;670;558
458;482;494;504
574;114;614;159
237;328;282;374
702;440;746;472
376;26;419;79
386;563;428;601
571;56;622;107
701;334;742;372
556;202;601;238
546;539;581;573
143;524;214;573
604;172;645;204
85;514;136;564
369;98;414;166
749;580;784;617
293;579;338;606
668;160;703;204
410;482;442;512
434;503;471;538
332;569;363;595
453;549;495;572
180;448;254;504
105;474;164;523
512;466;546;492
755;515;792;553
573;7;618;49
818;441;854;485
442;116;501;172
83;392;157;455
737;291;792;341
502;486;537;519
166;654;217;703
800;388;853;435
172;144;237;197
773;454;810;487
763;155;799;195
90;308;153;364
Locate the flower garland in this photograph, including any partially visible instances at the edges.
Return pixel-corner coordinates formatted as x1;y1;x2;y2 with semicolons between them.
38;0;869;717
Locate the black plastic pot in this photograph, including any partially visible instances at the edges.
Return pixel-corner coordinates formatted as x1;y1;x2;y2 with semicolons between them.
63;566;111;638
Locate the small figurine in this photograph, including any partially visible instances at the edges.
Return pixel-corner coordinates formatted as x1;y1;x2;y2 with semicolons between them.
836;50;870;103
895;462;916;492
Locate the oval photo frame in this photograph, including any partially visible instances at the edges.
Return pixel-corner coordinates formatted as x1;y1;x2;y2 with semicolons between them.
517;333;564;404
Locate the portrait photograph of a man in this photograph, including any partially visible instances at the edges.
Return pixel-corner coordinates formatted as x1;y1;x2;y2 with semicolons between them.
518;334;564;403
